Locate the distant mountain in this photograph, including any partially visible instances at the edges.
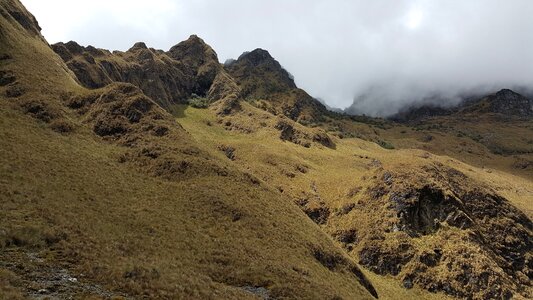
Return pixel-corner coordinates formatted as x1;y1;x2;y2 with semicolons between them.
462;88;533;117
388;88;533;123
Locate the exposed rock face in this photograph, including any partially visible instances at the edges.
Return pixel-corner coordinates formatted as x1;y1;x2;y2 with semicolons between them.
52;36;237;110
224;49;327;122
167;35;221;97
391;186;474;236
352;164;533;299
224;49;296;98
486;89;533;117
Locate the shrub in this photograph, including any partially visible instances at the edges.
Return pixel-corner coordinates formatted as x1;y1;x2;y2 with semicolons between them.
187;95;210;109
376;139;395;150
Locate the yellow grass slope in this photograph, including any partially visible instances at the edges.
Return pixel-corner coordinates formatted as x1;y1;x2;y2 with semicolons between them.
178;101;532;299
0;0;378;298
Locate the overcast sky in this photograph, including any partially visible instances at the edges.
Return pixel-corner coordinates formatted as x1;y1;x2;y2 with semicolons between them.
22;0;533;116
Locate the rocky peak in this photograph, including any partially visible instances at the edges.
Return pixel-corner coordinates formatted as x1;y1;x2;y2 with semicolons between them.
237;48;275;66
167;35;219;67
166;35;221;97
234;49;295;87
486;88;532;117
225;48;296;98
129;42;148;51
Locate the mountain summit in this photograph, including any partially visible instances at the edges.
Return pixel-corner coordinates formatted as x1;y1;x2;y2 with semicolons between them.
225;48;297;98
482;88;533;117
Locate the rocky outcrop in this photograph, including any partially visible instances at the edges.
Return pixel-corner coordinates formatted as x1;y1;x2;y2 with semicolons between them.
224;49;296;98
225;49;328;122
484;89;533;117
52;36;238;110
351;164;533;299
275;119;335;149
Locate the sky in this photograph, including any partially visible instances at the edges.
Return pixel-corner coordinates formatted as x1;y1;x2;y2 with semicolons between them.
21;0;533;116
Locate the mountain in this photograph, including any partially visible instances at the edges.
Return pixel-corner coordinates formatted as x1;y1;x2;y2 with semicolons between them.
52;35;239;110
224;48;329;123
389;88;533;123
1;0;532;299
0;1;377;299
462;88;533;117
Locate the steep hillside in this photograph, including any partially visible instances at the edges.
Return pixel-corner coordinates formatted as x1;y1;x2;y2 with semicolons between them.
0;1;379;299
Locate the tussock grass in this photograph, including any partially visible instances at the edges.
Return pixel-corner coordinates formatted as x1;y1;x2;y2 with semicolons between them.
0;2;377;297
178;103;533;299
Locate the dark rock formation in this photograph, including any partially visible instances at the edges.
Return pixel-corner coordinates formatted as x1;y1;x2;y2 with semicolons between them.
52;36;238;110
225;50;327;122
390;186;474;236
485;89;533;117
224;48;296;98
353;165;533;299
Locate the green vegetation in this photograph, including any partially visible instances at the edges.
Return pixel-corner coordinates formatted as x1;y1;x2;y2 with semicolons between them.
187;94;210;108
376;139;395;149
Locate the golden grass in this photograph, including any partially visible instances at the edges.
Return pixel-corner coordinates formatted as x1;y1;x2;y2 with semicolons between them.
178;103;533;299
0;2;378;297
0;99;378;299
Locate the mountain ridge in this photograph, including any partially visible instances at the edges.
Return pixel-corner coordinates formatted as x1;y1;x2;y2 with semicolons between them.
389;88;533;123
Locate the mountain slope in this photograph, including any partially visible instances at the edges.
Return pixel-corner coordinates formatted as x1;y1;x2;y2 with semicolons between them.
178;101;532;300
0;1;378;299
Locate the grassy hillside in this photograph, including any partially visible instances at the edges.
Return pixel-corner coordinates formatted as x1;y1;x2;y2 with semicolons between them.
177;103;532;299
0;0;378;298
314;111;533;180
